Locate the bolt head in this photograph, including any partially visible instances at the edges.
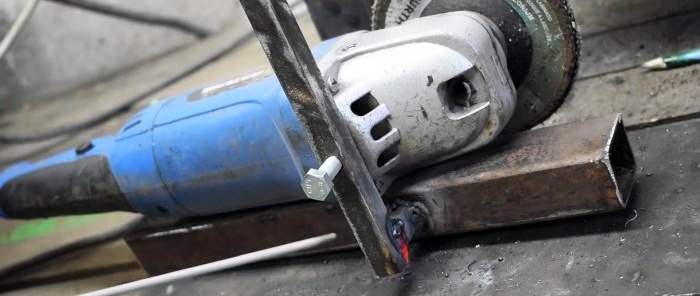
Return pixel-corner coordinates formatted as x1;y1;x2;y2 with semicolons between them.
75;141;94;155
302;168;333;201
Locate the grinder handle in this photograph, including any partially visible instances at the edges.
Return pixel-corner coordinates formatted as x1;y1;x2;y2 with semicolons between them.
0;147;134;219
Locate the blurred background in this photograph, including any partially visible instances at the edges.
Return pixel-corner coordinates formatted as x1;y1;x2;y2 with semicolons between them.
0;0;240;113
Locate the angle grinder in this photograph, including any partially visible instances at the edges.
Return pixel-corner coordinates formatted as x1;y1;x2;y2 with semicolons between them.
372;0;579;131
0;1;580;219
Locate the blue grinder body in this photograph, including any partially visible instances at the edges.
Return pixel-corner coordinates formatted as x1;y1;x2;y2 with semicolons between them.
0;39;339;218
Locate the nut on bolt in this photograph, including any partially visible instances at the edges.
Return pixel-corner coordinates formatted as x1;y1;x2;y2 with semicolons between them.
302;156;342;201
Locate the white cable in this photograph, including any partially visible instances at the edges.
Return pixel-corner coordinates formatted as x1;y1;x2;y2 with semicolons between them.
76;233;337;296
0;0;40;60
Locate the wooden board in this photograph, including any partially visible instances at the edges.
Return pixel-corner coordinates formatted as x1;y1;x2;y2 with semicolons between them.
0;240;141;291
0;213;142;291
544;65;700;129
578;11;700;79
569;0;700;36
543;9;700;129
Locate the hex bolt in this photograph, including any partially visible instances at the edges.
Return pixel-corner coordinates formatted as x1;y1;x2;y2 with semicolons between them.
302;156;342;201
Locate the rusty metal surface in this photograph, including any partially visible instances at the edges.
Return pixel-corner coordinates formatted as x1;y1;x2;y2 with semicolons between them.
389;113;636;235
237;0;406;276
126;203;355;276
126;114;636;275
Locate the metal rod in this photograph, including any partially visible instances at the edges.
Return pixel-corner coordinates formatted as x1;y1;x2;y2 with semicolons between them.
0;0;40;61
318;156;342;179
237;0;407;276
77;233;337;296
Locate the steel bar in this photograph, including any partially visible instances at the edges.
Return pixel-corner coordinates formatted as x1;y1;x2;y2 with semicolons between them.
237;0;406;276
126;114;636;275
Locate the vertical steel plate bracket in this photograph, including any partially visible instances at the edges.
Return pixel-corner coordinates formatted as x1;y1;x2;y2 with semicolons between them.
237;0;407;276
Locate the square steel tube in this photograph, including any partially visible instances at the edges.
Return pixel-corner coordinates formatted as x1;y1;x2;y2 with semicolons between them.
388;113;636;235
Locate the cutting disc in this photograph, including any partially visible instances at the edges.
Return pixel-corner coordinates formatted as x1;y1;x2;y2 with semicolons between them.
372;0;580;132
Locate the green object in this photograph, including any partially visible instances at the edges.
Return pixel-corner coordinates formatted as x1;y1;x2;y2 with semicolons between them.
664;48;700;69
0;214;102;245
0;219;56;244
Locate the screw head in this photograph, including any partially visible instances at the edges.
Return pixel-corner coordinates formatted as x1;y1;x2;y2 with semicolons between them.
75;141;94;155
340;43;357;52
302;168;334;201
327;77;339;93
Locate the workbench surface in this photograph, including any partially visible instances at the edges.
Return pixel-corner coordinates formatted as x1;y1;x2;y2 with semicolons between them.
1;0;699;295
